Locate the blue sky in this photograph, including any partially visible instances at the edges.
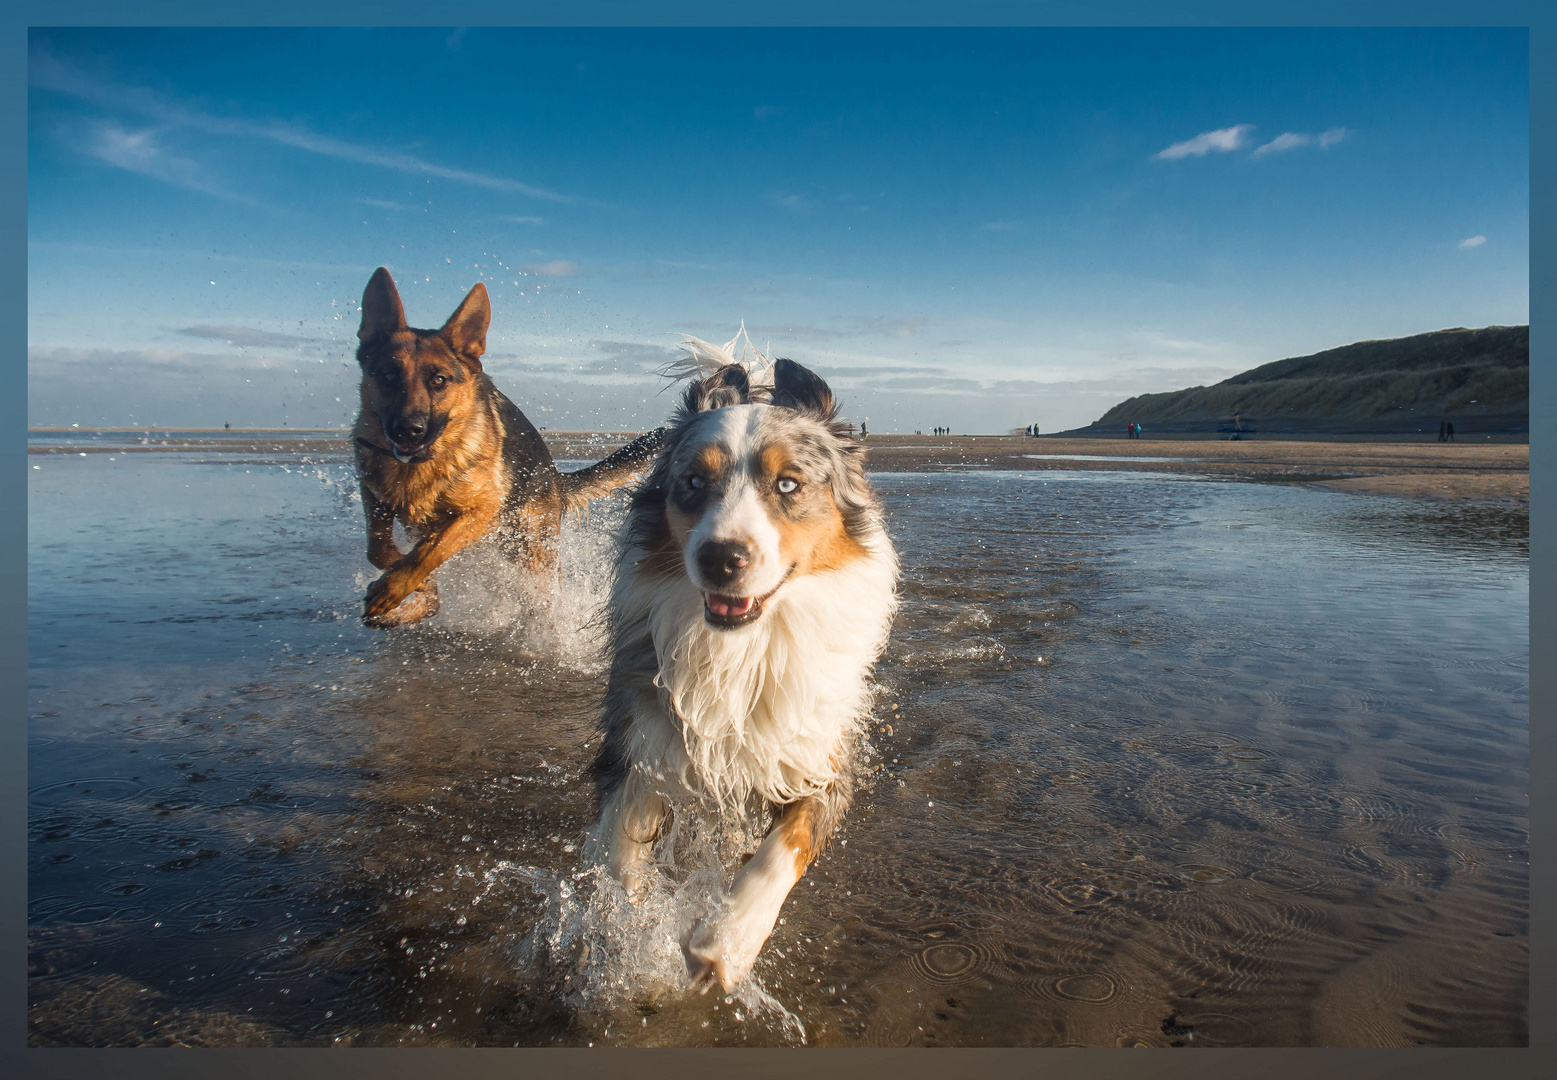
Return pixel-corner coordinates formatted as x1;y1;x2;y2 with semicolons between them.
27;27;1528;433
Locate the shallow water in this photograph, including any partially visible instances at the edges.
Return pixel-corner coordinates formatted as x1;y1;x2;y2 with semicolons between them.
1018;453;1203;463
28;450;1528;1046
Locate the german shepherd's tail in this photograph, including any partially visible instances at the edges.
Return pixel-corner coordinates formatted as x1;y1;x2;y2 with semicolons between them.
558;428;668;512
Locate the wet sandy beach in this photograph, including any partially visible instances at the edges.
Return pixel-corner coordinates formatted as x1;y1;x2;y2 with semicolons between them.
29;429;1529;504
26;431;1528;1046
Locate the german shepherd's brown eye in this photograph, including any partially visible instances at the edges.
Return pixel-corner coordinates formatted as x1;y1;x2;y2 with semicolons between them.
430;373;448;388
776;477;800;494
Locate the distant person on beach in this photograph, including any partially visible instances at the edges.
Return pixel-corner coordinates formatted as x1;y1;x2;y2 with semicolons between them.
860;421;868;438
1438;421;1446;442
224;421;230;430
1446;421;1455;442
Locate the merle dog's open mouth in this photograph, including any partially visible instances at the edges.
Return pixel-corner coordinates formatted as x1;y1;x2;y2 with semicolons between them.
702;567;794;629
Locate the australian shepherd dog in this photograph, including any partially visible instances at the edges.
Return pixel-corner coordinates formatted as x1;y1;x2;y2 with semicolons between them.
589;337;899;992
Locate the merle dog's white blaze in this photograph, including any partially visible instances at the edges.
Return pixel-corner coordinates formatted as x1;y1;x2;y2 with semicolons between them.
591;355;898;994
682;406;788;602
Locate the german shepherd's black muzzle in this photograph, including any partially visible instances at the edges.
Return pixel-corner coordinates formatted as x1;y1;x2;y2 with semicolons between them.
381;410;450;463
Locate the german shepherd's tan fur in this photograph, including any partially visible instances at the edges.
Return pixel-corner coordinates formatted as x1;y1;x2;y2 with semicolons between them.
353;266;663;627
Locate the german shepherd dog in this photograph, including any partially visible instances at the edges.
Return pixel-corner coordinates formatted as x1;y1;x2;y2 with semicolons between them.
353;267;664;627
590;349;898;991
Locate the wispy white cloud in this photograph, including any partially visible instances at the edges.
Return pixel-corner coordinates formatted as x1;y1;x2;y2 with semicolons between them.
1459;235;1487;248
74;120;251;202
31;49;569;201
360;198;406;211
1252;132;1310;156
177;325;319;348
1252;126;1349;157
774;192;811;213
505;215;545;224
747;315;926;341
519;260;578;276
1154;124;1255;160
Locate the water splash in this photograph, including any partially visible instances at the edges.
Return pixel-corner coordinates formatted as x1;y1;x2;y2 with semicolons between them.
481;812;808;1044
341;472;631;668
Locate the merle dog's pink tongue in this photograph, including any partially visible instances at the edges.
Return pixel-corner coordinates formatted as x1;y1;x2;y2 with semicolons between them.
707;594;754;617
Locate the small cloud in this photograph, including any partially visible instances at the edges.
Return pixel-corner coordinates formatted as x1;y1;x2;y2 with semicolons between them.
586;340;680;370
1459;235;1487;248
519;260;578;276
1252;132;1311;156
1253;127;1349;156
360;198;406;211
75;119;246;201
177;325;316;348
774;192;811;214
754;105;785;119
746;315;924;340
817;364;952;379
505;215;544;224
1154;124;1254;161
446;27;468;51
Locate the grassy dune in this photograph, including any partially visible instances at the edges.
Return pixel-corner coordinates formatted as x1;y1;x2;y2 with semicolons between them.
1090;325;1528;435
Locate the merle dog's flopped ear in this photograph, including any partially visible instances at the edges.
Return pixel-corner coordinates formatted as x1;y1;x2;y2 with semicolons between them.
681;363;751;415
440;282;490;371
358;267;406;346
770;358;837;420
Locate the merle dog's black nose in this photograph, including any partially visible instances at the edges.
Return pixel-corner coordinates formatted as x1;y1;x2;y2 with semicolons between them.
697;540;750;586
389;415;428;443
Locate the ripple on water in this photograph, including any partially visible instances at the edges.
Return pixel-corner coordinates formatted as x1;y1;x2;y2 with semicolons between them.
29;776;148;809
1175;1010;1259;1046
1046;971;1120;1005
1176;864;1236;885
908;940;997;987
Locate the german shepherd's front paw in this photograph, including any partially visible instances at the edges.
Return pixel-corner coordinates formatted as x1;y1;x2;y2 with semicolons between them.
363;574;439;627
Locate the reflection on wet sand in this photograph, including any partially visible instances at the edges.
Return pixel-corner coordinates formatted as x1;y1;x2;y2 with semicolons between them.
28;454;1527;1045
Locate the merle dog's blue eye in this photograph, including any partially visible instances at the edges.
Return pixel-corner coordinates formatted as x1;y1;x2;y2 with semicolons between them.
689;475;706;490
777;478;799;494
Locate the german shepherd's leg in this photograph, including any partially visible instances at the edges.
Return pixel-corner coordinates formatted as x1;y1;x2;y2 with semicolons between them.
682;791;840;992
362;484;402;570
364;501;499;622
497;502;563;578
361;487;441;627
600;773;669;901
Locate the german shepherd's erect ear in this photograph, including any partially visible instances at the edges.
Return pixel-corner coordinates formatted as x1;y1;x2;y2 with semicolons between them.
439;283;490;373
356;267;489;373
358;266;407;347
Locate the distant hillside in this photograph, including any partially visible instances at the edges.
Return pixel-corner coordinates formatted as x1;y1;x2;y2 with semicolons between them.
1077;325;1528;436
